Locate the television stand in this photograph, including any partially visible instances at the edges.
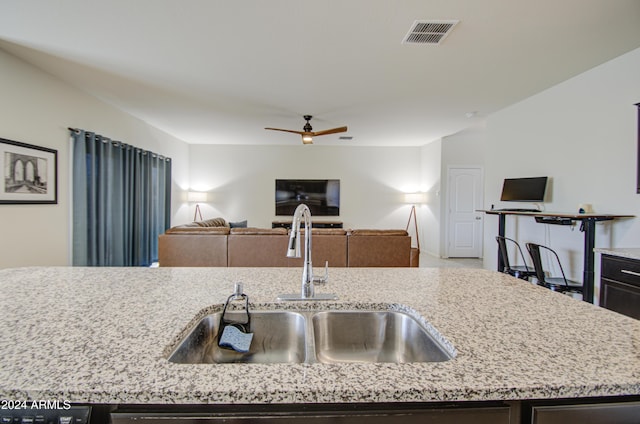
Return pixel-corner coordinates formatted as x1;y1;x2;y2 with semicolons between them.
493;208;541;213
272;220;343;229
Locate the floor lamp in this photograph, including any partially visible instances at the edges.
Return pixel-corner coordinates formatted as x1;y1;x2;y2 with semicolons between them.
404;193;426;251
187;191;207;222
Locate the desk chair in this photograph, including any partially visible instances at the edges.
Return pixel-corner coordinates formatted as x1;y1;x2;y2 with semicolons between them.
496;236;536;280
525;243;583;295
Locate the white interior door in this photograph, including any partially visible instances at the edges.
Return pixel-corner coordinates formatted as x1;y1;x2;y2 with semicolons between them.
447;167;483;258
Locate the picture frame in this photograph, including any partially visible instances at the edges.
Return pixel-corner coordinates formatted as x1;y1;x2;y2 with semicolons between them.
1;137;58;204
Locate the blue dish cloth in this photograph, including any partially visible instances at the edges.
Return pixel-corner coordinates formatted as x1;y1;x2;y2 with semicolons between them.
218;325;254;353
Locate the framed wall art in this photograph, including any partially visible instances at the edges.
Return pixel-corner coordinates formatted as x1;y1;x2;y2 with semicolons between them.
1;137;58;204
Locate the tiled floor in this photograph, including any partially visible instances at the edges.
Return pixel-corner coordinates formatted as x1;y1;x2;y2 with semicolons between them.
419;253;483;269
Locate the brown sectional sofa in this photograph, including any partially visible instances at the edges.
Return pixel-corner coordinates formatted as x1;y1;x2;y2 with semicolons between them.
157;226;229;267
225;227;349;267
158;220;416;267
347;229;411;267
227;227;290;267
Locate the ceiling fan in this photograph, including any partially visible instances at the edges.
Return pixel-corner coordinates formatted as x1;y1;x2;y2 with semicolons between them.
265;115;348;144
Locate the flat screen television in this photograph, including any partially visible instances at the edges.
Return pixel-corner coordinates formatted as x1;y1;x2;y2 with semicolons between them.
275;179;340;216
500;176;548;202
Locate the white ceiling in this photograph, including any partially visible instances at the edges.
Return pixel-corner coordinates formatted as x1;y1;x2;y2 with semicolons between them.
1;0;639;146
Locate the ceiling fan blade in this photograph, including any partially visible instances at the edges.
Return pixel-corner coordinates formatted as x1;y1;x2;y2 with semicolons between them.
311;126;348;137
264;127;305;135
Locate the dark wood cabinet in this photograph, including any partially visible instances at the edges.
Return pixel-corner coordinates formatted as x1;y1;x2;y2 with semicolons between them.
531;401;640;424
111;406;512;424
93;399;640;424
600;254;640;319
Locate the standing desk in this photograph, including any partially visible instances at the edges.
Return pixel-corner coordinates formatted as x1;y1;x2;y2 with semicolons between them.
481;210;633;304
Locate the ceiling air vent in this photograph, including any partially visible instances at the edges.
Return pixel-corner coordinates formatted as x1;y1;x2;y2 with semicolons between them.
402;20;459;45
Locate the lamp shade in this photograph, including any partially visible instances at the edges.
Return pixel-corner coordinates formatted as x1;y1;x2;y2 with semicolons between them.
187;191;208;202
404;192;427;204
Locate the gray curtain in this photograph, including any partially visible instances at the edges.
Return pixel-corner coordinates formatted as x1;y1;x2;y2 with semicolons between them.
72;130;172;266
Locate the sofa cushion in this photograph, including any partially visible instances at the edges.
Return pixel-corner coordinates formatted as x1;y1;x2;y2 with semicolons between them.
347;231;411;267
287;232;348;267
158;233;228;267
228;230;289;267
230;227;288;235
229;220;248;228
348;229;409;236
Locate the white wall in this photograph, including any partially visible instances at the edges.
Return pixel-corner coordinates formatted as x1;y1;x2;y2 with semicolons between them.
483;47;640;290
419;140;442;256
442;125;487;166
185;144;423;231
0;48;190;269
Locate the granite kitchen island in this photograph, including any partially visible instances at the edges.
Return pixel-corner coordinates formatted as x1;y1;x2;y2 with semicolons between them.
0;266;639;423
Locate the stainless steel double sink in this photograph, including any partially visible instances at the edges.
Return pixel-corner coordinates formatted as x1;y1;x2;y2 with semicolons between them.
167;309;455;364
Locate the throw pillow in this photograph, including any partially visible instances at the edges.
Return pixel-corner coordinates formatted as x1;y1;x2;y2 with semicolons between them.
229;220;248;228
196;217;228;227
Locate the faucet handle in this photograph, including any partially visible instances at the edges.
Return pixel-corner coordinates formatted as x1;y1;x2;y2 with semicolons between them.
313;261;329;285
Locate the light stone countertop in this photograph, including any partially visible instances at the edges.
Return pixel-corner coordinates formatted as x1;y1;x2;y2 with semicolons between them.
595;248;640;261
0;266;639;404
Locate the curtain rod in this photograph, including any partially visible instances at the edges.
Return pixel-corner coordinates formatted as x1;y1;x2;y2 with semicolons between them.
69;127;172;162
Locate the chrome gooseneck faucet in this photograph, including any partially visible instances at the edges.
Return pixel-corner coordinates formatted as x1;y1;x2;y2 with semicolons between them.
278;204;335;301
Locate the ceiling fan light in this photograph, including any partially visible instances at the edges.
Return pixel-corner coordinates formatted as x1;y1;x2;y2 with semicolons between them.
302;135;313;142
